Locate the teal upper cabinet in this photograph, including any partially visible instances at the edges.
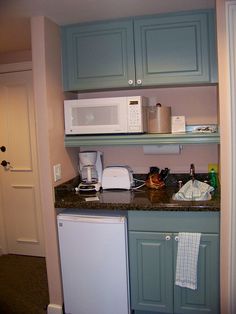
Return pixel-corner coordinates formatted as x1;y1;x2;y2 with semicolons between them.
134;10;217;86
61;19;135;91
61;10;217;91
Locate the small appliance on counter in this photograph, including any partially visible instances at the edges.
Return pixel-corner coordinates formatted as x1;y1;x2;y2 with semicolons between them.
78;151;103;192
102;166;134;190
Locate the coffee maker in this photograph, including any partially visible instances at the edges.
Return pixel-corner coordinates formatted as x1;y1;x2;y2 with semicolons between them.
78;151;103;192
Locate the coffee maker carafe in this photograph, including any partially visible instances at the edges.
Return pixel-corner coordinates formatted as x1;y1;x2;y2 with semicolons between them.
78;151;103;192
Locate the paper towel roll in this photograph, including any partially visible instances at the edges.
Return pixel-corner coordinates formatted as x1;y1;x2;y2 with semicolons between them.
143;145;182;155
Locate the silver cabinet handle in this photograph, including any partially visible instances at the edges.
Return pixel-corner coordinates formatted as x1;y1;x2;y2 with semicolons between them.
175;236;179;241
136;79;142;85
165;235;171;241
128;80;133;85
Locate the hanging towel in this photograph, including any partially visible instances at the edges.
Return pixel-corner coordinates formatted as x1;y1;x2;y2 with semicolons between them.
175;232;201;290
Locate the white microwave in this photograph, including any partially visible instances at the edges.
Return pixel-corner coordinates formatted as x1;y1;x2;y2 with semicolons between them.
64;96;148;135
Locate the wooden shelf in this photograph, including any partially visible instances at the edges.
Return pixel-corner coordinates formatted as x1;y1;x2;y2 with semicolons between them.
64;132;220;147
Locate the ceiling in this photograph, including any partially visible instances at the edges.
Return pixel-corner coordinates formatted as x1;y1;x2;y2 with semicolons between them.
0;0;215;53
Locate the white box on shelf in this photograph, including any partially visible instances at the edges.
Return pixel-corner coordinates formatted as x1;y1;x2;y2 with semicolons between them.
172;116;186;133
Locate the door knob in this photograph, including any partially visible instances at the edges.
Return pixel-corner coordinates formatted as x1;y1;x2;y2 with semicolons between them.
0;146;6;152
1;160;10;167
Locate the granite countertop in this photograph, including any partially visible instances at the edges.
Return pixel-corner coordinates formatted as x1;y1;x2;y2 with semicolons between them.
54;175;220;212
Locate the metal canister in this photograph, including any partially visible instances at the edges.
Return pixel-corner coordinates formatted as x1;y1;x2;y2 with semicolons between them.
147;103;171;133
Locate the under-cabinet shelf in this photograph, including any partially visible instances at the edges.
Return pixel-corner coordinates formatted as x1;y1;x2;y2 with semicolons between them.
64;132;220;147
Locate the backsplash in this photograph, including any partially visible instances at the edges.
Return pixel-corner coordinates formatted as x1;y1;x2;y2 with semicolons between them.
134;173;216;188
55;172;217;193
80;144;218;174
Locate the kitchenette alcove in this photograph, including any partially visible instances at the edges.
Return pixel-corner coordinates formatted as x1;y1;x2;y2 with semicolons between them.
58;8;221;314
26;0;236;313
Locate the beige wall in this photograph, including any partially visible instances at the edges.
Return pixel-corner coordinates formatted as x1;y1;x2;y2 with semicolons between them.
43;18;79;186
0;50;32;64
0;17;31;64
0;17;31;54
31;16;78;310
216;0;232;313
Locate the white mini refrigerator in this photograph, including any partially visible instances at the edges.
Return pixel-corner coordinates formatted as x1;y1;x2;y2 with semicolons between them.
57;213;130;314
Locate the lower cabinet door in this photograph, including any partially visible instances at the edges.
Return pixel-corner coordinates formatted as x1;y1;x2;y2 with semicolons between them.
129;231;173;313
173;234;220;314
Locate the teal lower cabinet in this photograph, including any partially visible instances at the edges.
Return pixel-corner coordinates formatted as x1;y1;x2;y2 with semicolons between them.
128;211;220;314
129;232;174;313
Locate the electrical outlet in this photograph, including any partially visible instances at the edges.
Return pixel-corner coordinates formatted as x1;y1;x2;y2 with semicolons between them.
53;164;62;182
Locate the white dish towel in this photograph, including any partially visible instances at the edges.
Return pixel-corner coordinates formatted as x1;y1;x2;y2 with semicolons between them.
175;232;201;290
173;180;214;201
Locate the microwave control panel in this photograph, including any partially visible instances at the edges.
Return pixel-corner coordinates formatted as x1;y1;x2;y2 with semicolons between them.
128;100;142;132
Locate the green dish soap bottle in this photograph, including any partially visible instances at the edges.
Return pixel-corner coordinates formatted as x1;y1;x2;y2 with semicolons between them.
209;168;218;189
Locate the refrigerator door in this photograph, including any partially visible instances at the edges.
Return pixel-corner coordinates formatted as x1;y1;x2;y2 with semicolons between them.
57;214;130;314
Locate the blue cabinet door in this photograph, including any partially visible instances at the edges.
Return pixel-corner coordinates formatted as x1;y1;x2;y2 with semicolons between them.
129;231;173;313
62;19;135;91
129;232;220;314
174;234;220;314
134;10;217;86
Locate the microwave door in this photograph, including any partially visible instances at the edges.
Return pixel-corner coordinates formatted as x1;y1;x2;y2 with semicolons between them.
66;99;128;134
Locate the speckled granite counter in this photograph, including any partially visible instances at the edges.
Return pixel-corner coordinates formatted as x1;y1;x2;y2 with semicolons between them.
55;176;220;212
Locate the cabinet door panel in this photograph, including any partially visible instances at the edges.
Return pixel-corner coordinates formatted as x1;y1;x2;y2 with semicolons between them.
134;10;216;86
62;19;135;91
129;231;173;313
174;234;219;314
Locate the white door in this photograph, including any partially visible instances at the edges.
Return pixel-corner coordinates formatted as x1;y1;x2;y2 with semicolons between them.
0;70;45;256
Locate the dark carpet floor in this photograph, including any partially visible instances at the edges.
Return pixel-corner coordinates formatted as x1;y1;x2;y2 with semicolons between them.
0;254;49;314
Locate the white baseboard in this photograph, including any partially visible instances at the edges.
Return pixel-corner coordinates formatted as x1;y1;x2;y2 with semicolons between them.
47;304;63;314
